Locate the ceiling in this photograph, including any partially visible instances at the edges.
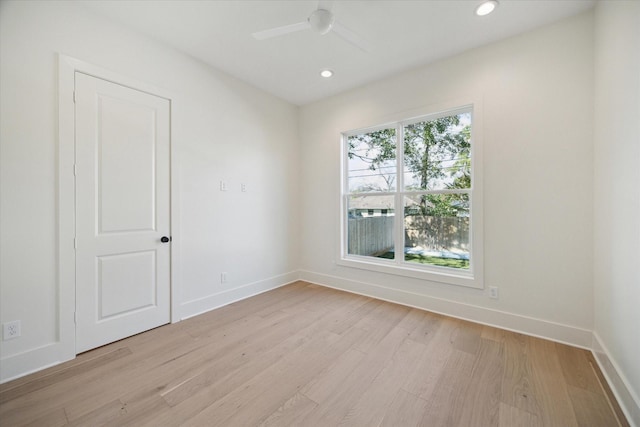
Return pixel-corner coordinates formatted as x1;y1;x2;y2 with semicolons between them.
77;0;596;106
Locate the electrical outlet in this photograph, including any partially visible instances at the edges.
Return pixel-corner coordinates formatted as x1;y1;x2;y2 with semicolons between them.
3;320;21;340
241;183;247;192
489;286;499;299
221;272;228;284
220;180;227;191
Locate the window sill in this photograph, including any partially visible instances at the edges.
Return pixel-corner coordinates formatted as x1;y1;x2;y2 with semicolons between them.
337;255;483;289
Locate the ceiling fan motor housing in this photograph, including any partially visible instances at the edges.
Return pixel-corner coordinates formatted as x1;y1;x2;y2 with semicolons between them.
308;9;335;35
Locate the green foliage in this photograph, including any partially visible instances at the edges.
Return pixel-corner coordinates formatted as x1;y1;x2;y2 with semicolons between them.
348;113;471;216
347;128;397;173
405;253;469;269
349;116;469;184
377;251;469;269
421;194;461;217
404;114;471;217
404;115;469;190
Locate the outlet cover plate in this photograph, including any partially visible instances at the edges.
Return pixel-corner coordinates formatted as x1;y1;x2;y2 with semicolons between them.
3;320;21;340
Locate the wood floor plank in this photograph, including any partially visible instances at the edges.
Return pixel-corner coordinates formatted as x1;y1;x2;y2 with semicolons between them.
65;399;127;426
528;336;580;427
282;285;360;315
143;305;368;426
482;324;507;342
395;307;431;334
328;298;382;334
403;316;458;400
180;327;357;426
259;392;318;427
300;348;366;404
419;349;476;427
0;282;627;427
0;348;135;426
0;347;132;404
51;310;250;415
298;326;411;426
498;402;542;427
87;288;319;396
555;343;602;393
405;310;443;345
102;390;171;427
0;341;128;393
587;352;631;427
160;290;372;409
338;337;428;426
22;407;68;427
567;384;622;427
456;338;504;427
451;318;483;354
9;308;288;424
62;310;296;421
501;331;542;416
350;301;411;353
158;309;322;407
179;281;317;339
379;388;428;427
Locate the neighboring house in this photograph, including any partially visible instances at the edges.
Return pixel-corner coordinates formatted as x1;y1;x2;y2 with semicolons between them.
348;195;395;218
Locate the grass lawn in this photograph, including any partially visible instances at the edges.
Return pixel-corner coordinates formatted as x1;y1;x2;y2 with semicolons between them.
378;252;470;269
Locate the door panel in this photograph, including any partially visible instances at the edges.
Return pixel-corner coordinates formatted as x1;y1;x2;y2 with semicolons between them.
97;251;157;319
97;95;157;234
75;72;170;353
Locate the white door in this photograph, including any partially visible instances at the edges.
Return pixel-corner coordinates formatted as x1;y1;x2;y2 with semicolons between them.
75;72;171;353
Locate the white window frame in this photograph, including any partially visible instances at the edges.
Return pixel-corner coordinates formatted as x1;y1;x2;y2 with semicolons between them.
339;103;483;289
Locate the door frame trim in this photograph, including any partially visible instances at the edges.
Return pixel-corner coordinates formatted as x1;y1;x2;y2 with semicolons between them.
58;54;180;358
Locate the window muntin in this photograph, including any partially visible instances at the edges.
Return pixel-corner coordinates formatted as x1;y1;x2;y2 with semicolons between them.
342;106;478;286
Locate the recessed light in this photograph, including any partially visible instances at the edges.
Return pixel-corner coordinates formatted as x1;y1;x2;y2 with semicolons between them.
320;69;334;78
476;0;498;16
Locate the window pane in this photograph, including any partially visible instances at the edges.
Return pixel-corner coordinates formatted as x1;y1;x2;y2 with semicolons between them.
347;128;397;193
403;112;471;191
347;195;395;259
403;194;470;269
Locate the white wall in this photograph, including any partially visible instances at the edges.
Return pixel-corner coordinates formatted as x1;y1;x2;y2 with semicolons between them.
2;3;638;419
0;1;299;381
299;12;595;346
593;1;640;424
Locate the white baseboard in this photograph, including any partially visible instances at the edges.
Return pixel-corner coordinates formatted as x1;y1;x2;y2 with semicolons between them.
0;342;74;384
592;333;640;427
179;271;300;320
299;270;593;349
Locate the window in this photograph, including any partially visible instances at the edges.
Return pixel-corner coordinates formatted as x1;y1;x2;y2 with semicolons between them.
340;105;482;288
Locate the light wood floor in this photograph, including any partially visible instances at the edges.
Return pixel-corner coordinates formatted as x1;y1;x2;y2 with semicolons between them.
0;281;629;427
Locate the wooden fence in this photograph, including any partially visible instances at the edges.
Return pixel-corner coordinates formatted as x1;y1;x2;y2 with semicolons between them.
348;215;469;256
348;216;394;256
405;215;469;252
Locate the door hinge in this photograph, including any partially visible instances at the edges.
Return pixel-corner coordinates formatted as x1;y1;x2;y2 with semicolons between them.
73;91;76;103
74;312;77;323
73;164;77;176
74;238;77;250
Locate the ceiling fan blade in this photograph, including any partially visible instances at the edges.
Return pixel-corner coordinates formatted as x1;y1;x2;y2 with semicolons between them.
252;21;310;40
332;21;372;53
318;0;335;11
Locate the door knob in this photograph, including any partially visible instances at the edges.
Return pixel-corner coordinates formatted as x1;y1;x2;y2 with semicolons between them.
161;236;171;243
